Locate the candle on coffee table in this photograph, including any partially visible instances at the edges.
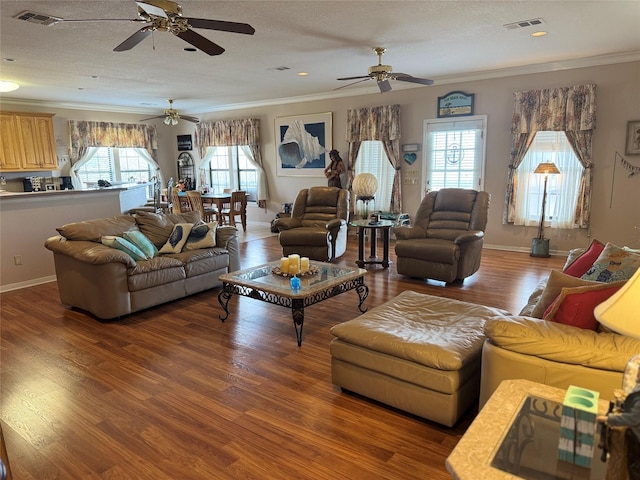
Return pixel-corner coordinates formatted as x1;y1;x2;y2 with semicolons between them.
280;257;290;273
300;257;310;273
288;254;300;275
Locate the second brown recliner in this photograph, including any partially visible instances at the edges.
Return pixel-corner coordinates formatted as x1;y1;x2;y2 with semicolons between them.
275;186;350;262
394;188;490;283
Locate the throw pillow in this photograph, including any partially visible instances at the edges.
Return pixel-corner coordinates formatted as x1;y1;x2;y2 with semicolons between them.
135;210;201;248
123;230;158;259
101;235;147;261
543;281;626;330
159;223;193;254
183;221;218;251
581;242;640;283
562;239;605;277
530;270;600;318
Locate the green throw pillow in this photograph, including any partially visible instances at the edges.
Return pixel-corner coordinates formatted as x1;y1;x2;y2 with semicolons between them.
101;235;147;261
123;230;158;258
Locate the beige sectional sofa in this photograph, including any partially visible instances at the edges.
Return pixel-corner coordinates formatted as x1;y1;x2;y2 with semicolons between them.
45;210;240;320
479;247;640;408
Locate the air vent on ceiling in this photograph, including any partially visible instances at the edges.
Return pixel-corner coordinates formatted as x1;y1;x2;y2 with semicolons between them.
268;66;291;72
503;18;545;30
13;11;62;26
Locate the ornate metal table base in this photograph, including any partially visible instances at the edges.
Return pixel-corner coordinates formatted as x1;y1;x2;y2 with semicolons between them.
218;278;368;346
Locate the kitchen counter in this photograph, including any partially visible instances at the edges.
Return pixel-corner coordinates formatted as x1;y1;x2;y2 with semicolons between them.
0;183;149;292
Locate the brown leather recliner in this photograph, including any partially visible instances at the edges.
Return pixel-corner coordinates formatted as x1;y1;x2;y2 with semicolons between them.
393;188;490;283
275;186;350;262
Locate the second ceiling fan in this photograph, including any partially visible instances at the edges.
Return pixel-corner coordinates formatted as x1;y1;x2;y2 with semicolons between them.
140;99;199;126
337;47;434;93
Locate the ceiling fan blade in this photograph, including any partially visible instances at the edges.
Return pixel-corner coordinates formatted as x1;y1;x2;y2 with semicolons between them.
176;28;225;55
114;28;152;51
337;75;371;81
378;79;392;93
393;74;435;86
185;18;255;35
139;114;165;122
180;115;200;123
333;78;372;91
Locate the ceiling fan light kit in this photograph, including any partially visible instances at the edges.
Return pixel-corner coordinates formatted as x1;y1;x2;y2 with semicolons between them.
336;47;434;93
141;99;199;126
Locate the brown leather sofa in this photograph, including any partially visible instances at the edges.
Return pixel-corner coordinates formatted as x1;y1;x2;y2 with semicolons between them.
274;186;350;262
45;210;240;320
393;188;489;283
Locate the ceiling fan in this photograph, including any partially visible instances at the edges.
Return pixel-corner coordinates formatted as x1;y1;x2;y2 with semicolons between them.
140;99;199;125
53;0;255;56
336;47;435;93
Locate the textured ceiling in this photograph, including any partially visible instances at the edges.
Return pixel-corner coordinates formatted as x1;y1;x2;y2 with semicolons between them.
1;0;639;116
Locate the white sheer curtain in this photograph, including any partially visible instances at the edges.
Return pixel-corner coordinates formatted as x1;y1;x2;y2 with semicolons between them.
514;133;582;229
70;147;99;190
240;145;267;201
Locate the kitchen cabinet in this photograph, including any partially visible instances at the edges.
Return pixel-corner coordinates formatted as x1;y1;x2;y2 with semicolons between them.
0;112;57;171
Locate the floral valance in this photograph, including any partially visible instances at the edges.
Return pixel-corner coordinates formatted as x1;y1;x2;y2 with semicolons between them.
346;104;401;142
195;118;260;156
511;84;596;134
69;121;158;150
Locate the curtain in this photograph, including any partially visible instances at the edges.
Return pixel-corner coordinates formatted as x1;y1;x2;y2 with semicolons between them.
69;120;160;189
503;84;596;228
195;118;268;206
346;104;402;212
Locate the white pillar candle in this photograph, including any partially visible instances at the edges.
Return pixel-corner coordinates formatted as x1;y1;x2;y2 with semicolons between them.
280;257;290;273
300;257;310;273
288;254;300;274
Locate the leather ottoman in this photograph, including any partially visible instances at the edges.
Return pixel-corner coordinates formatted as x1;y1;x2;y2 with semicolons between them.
329;290;509;426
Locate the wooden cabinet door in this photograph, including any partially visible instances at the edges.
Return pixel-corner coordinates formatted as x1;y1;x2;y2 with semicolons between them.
0;113;24;170
35;115;57;169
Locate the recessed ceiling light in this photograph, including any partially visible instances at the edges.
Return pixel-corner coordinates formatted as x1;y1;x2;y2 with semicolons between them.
3;58;16;62
0;81;19;92
298;72;309;77
531;31;548;37
184;47;197;52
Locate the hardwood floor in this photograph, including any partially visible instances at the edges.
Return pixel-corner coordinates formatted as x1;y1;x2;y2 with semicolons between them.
0;229;565;479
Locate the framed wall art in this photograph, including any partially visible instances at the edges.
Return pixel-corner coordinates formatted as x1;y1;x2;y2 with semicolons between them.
625;120;640;155
177;134;192;151
437;91;475;118
275;112;332;177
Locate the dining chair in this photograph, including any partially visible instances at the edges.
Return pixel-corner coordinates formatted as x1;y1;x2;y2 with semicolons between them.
186;191;218;223
222;191;247;231
170;187;191;214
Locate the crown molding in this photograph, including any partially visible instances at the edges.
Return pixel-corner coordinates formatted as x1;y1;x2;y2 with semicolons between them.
2;51;639;115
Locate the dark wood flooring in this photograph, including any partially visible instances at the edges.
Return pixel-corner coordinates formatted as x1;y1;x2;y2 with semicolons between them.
0;230;565;479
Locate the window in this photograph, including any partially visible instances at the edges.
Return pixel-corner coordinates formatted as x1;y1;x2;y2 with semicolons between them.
76;147;155;195
513;132;583;228
355;140;395;211
205;146;257;202
423;116;486;191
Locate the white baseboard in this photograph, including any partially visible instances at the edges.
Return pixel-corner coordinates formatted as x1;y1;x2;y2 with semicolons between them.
484;243;570;257
1;275;57;293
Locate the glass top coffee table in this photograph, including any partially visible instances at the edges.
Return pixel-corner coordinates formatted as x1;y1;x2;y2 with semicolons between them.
447;379;609;480
218;261;368;346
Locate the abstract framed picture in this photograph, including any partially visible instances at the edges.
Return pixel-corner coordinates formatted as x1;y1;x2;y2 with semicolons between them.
625;120;640;155
275;112;332;177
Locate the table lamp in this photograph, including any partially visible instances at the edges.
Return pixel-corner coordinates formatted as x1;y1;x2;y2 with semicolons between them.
594;267;640;339
352;173;378;220
530;161;560;258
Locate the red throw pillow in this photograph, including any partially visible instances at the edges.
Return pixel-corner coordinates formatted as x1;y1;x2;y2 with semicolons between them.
543;281;625;330
563;239;605;277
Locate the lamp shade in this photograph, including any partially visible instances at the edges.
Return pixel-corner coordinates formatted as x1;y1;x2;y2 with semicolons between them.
534;162;560;175
594;267;640;339
352;173;378;199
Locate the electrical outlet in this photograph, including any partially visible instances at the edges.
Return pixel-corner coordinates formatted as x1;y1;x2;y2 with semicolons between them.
0;176;6;186
14;255;22;266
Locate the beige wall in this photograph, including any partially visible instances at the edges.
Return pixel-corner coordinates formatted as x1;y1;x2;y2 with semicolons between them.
2;60;639;278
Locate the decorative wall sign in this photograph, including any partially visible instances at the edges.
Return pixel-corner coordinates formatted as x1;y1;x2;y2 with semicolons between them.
177;134;193;151
402;143;420;152
437;91;475;118
625;120;640;155
275;112;332;177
